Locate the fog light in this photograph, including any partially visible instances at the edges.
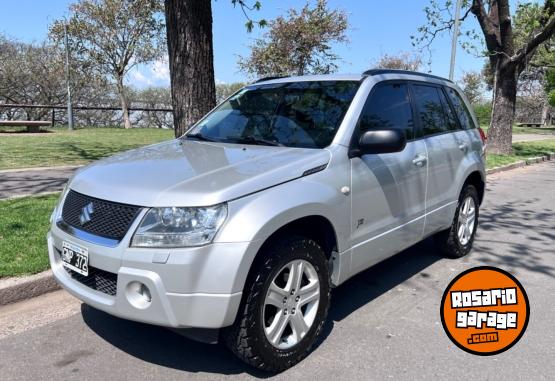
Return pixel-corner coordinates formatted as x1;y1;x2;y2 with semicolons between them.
126;281;152;309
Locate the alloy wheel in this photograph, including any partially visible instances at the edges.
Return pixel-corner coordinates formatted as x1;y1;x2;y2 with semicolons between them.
263;259;321;349
457;196;476;246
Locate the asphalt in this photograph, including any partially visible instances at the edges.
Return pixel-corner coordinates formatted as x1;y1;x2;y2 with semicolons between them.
0;162;554;380
0;166;78;199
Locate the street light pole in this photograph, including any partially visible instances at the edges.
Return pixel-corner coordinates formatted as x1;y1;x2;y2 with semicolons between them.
64;22;74;131
449;0;462;81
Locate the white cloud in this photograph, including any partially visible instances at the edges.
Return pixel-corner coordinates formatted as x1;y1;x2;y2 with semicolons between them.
128;69;154;87
152;56;170;82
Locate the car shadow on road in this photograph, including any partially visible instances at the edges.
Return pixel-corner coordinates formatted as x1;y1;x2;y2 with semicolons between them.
81;238;443;377
474;199;555;278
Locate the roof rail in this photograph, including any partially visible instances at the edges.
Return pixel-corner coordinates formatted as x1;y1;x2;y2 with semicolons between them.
254;75;290;83
362;69;453;83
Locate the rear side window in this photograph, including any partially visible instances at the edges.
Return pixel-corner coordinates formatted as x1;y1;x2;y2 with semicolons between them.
445;87;476;130
358;83;414;140
438;89;459;131
411;85;451;137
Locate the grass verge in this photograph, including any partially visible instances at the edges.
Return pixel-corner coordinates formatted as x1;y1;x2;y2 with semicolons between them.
0;127;173;170
0;194;59;278
487;139;555;168
481;124;555;135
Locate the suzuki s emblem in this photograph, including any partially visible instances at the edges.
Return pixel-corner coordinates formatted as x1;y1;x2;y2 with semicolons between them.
79;202;94;225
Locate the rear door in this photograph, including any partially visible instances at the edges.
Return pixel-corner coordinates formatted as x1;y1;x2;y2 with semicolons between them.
349;81;428;275
410;83;466;236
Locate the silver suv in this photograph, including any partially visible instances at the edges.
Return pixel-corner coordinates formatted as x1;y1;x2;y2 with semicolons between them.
48;69;486;371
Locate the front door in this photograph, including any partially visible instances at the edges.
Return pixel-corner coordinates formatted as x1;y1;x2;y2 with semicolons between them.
349;82;428;276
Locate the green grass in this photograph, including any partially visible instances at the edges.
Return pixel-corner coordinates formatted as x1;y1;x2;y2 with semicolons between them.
487;139;555;168
0;194;59;278
0;127;174;170
480;124;555;135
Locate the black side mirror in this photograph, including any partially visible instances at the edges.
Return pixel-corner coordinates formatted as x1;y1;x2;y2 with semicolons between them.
352;129;407;157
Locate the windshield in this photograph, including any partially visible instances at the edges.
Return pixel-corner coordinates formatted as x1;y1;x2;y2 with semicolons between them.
186;80;360;148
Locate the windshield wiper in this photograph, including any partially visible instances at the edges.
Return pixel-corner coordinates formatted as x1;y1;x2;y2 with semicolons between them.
185;133;219;142
225;135;284;147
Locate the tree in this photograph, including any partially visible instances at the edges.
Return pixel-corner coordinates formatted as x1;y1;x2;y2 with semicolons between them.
164;0;215;137
216;82;247;103
164;0;264;137
0;34;109;124
238;0;349;77
459;71;485;104
132;86;173;128
51;0;165;129
372;52;422;71
414;0;555;154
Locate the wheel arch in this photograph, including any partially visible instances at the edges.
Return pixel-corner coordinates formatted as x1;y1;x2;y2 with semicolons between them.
463;170;485;205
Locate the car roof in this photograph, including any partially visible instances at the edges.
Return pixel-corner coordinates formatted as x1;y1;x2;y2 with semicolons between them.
252;73;364;85
253;69;454;86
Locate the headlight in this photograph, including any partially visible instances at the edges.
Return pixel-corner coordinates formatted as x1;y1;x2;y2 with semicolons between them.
51;182;70;223
131;204;228;248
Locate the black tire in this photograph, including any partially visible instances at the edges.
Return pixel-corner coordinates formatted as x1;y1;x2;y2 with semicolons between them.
222;235;331;372
434;184;480;258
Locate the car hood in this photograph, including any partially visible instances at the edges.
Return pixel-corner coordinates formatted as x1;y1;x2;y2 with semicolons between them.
69;139;330;207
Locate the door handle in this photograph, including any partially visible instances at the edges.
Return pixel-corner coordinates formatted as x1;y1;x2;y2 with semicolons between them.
458;143;468;151
412;154;427;167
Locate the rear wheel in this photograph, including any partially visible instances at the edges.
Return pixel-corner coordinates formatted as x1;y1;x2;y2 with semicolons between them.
222;236;331;372
434;185;479;258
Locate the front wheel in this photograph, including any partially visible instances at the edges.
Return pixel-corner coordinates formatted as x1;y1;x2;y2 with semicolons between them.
434;184;479;258
222;236;331;372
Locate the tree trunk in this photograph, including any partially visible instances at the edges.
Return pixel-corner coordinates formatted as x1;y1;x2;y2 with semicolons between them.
165;0;216;138
541;98;550;126
488;60;518;155
116;75;132;129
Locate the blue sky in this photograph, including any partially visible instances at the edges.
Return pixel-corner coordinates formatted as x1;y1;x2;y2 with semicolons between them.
0;0;488;87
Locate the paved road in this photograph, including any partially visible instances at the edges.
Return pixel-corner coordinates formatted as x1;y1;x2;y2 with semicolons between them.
0;166;78;199
0;162;554;380
512;133;555;143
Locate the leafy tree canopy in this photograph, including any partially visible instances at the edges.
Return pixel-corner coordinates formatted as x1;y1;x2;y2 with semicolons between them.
238;0;349;77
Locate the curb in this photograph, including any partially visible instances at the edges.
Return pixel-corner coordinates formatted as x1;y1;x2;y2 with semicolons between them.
0;164;83;174
0;270;60;306
486;152;555;175
3;191;62;201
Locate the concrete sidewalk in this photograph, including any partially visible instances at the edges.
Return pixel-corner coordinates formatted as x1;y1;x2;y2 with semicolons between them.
512;133;555;142
0;166;79;199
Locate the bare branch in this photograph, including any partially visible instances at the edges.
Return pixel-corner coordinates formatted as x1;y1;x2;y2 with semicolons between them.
470;0;501;52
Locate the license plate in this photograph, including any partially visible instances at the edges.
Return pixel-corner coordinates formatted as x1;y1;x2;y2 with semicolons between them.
61;241;89;276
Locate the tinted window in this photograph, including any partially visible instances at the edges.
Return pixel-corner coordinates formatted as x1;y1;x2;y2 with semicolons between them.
412;85;450;136
438;88;459;131
189;81;360;148
445;87;476;129
358;83;414;140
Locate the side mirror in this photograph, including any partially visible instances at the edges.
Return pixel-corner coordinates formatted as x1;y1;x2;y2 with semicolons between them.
353;129;407;156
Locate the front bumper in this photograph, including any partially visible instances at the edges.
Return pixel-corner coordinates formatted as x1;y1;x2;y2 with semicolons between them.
48;222;246;329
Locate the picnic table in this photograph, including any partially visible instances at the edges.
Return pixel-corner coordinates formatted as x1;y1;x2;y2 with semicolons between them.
0;120;52;133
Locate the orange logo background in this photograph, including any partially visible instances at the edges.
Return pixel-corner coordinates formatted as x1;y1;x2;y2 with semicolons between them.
440;266;529;355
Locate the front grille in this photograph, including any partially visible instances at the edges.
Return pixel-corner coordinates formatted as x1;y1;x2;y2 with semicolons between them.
61;190;141;241
64;264;118;296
